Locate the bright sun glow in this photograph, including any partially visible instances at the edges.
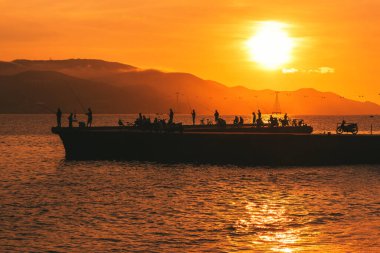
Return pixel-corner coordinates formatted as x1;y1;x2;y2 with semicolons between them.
246;21;294;70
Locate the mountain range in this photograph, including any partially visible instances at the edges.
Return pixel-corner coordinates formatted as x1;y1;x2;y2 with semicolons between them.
0;59;379;115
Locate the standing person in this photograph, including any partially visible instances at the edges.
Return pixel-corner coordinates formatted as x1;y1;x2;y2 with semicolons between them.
258;109;262;120
86;108;93;127
68;113;73;128
283;113;289;126
252;112;256;125
56;108;62;127
191;109;196;125
214;110;219;122
168;108;174;124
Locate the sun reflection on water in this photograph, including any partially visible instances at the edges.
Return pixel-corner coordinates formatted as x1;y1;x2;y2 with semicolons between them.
233;200;307;252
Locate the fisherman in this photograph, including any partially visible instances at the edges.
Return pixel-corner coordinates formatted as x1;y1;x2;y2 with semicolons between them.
56;108;62;127
86;108;93;127
252;112;256;125
169;108;174;124
191;109;196;125
68;113;73;128
258;109;262;120
214;110;220;122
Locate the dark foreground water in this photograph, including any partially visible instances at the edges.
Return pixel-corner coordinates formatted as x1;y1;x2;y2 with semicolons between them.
0;115;379;252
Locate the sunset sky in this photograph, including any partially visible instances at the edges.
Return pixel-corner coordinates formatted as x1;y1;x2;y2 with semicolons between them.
1;0;380;104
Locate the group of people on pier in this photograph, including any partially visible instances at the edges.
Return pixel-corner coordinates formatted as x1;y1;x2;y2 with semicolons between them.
132;109;183;131
55;108;93;128
214;110;305;128
133;113;171;129
138;109;299;128
55;107;305;129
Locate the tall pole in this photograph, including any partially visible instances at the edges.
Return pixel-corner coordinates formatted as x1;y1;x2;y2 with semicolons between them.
273;91;281;114
175;92;179;111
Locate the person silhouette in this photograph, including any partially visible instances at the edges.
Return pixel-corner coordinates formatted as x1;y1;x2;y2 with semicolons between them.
340;119;346;128
252;112;256;125
86;108;93;127
239;116;244;125
56;108;62;127
258;109;262;120
191;109;196;125
68;113;73;128
269;115;274;126
233;116;239;125
214;110;220;122
169;108;174;124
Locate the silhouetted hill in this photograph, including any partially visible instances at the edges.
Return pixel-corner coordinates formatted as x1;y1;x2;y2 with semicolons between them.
96;69;380;115
0;59;136;78
0;59;379;115
0;71;171;113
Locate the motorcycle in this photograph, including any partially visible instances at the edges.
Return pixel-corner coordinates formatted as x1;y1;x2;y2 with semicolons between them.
336;123;358;135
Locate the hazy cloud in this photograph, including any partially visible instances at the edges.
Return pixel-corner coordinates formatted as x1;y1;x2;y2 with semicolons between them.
282;67;335;74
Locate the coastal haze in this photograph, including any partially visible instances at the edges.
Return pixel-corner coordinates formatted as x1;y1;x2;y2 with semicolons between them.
0;59;379;115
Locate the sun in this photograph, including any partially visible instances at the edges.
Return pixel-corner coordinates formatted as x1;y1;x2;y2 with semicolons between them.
246;21;294;70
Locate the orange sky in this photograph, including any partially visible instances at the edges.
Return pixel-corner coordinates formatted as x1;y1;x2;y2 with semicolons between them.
1;0;380;104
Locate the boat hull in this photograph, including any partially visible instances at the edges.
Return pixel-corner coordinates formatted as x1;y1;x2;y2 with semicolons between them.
52;127;380;166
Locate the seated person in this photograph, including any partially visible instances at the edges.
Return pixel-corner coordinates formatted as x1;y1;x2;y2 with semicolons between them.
239;116;244;125
217;118;226;127
233;116;239;125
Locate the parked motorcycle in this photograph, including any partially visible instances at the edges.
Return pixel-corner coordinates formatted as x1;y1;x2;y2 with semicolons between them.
336;122;358;135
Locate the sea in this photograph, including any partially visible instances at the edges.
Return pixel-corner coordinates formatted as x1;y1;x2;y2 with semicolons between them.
0;114;379;252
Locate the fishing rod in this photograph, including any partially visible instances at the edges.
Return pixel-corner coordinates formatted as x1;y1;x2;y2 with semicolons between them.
15;88;59;114
185;94;193;112
35;102;56;113
66;82;86;113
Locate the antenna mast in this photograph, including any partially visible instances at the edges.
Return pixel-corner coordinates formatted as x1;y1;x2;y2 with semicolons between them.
272;91;281;114
175;92;180;111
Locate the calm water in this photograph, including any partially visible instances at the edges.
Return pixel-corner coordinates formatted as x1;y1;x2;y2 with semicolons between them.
0;114;379;252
